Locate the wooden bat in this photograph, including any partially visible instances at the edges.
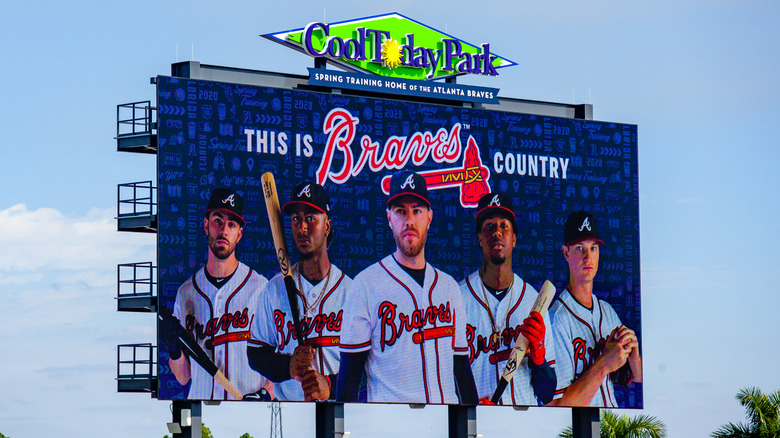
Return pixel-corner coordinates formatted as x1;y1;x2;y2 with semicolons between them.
261;172;306;346
490;279;556;404
158;306;243;400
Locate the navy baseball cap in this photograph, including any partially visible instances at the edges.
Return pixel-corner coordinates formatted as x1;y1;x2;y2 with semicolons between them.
206;188;245;226
283;182;331;216
564;211;605;246
386;170;430;208
475;192;517;233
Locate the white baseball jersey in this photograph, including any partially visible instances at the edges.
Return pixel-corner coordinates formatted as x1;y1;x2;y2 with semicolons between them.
250;263;351;401
173;262;269;400
339;255;468;404
549;288;623;407
458;271;556;405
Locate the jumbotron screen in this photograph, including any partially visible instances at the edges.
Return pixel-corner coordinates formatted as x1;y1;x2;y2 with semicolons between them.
156;75;642;408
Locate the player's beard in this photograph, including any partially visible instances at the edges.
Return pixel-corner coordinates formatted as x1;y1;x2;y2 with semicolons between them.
208;235;236;260
489;254;506;266
394;226;427;258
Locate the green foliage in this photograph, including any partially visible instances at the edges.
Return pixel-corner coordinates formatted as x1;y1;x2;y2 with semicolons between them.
558;410;667;438
239;434;255;438
711;387;780;438
202;423;214;438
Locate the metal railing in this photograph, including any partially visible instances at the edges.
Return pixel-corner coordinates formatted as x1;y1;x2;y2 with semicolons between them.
118;262;156;298
117;181;156;218
117;343;156;381
117;100;153;137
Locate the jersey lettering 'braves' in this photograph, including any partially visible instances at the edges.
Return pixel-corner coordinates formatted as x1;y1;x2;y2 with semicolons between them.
340;255;468;404
459;271;556;405
173;262;269;400
250;264;350;400
549;288;623;407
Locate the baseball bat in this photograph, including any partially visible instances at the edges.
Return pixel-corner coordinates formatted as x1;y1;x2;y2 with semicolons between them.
158;306;244;400
490;279;556;405
261;172;306;346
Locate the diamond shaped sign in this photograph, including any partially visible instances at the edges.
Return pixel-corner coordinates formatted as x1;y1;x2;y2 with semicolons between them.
263;12;516;80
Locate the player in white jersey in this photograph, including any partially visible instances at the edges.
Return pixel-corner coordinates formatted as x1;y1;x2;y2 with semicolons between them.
548;211;642;407
163;188;270;400
248;182;350;401
336;170;478;405
458;192;557;406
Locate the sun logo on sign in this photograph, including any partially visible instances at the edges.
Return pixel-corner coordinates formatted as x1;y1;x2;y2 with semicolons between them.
381;38;403;69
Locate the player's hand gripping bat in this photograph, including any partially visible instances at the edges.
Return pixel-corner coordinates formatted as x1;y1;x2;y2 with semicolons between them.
261;172;306;346
158;306;244;400
490;280;556;404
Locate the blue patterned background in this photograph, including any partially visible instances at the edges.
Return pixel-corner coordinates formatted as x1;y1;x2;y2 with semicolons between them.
156;75;640;407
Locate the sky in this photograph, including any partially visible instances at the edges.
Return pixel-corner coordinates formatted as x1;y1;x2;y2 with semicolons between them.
1;1;779;437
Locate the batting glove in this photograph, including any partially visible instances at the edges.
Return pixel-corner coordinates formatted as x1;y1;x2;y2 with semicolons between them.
519;311;546;366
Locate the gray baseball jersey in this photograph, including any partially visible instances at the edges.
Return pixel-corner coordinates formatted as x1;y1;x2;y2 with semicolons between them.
458;271;556;405
339;255;468;404
173;262;269;400
250;264;351;401
549;288;622;407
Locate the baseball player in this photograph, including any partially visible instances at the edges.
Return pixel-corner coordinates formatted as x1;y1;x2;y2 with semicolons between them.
548;211;642;407
336;170;478;405
458;192;557;406
247;182;351;401
161;188;271;400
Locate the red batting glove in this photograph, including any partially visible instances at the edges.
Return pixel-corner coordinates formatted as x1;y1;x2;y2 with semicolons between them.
519;311;546;366
479;397;495;405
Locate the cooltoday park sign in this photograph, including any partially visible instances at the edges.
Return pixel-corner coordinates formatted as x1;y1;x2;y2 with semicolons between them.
264;13;514;102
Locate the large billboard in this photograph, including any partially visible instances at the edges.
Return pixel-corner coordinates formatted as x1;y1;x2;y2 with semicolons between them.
156;75;642;408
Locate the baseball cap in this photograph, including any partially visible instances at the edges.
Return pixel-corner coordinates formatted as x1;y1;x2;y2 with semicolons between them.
282;182;331;216
564;211;605;246
475;192;517;233
386;169;430;208
206;188;245;226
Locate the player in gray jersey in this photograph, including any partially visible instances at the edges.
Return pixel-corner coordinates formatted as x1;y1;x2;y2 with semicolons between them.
458;192;556;406
248;182;350;401
336;170;477;404
548;211;642;407
162;188;270;400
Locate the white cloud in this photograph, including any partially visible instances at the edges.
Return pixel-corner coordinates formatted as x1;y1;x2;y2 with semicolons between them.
0;204;155;273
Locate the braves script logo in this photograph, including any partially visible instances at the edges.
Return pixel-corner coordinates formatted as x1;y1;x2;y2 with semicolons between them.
222;194;236;207
572;337;607;378
578;217;592;232
274;309;343;350
297;184;312;198
465;324;521;363
316;108;490;207
488;194;501;206
185;308;249;341
378;301;453;351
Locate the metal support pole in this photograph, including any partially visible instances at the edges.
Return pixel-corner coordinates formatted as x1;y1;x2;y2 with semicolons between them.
448;405;476;438
571;407;599;438
171;400;202;438
315;402;345;438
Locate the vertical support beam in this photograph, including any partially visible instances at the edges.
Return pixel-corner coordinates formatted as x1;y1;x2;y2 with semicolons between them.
448;405;476;438
571;407;599;438
316;402;345;438
171;400;202;438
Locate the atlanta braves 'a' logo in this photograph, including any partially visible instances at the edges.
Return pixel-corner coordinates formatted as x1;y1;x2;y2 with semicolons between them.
222;194;236;207
400;174;416;189
297;184;312;198
488;194;501;206
578;217;592;232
